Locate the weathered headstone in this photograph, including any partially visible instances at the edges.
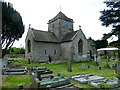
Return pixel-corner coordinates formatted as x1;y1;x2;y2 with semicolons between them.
37;71;42;81
28;53;31;64
31;72;37;88
115;59;120;75
82;63;85;69
67;57;72;72
104;56;111;69
35;78;40;88
94;54;97;62
115;53;119;62
93;54;99;66
97;56;101;63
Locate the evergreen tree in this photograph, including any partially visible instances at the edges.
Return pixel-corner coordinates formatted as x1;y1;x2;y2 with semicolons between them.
99;1;120;48
2;1;24;57
94;40;108;49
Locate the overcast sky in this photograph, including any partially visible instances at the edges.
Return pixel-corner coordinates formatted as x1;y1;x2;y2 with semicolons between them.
5;0;117;48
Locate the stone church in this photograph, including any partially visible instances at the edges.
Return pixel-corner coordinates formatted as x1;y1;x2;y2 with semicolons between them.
25;11;96;63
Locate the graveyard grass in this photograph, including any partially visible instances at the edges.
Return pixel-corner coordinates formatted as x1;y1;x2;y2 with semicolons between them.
2;58;117;88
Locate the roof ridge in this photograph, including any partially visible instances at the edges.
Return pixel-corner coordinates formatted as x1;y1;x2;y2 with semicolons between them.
48;11;73;23
31;28;48;32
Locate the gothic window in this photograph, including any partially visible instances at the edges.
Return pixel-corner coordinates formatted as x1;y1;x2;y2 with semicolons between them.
78;39;83;53
27;40;31;53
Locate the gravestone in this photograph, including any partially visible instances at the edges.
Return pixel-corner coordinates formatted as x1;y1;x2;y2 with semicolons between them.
115;59;120;75
82;64;85;69
31;72;37;87
97;56;101;63
94;54;97;61
104;56;111;69
115;53;119;62
28;53;31;64
3;67;27;75
36;71;42;81
67;57;72;72
93;54;99;66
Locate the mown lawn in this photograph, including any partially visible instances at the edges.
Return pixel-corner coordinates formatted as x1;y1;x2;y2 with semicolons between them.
2;58;117;88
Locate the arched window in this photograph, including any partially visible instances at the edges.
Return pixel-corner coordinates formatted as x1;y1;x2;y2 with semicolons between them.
27;40;31;53
78;39;83;53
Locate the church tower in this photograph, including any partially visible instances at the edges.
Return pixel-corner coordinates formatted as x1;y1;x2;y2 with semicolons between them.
48;12;74;41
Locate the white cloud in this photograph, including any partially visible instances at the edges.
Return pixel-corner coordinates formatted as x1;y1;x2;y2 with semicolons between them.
4;0;113;48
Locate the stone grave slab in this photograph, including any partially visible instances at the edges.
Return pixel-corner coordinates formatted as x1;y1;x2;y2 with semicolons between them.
40;76;71;88
3;66;28;75
71;74;92;79
31;72;71;88
37;69;53;75
89;79;119;88
4;71;27;75
32;67;46;70
71;74;105;84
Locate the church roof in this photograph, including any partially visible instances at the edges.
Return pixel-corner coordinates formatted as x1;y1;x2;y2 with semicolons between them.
31;29;58;43
48;11;73;23
30;28;78;43
61;31;78;42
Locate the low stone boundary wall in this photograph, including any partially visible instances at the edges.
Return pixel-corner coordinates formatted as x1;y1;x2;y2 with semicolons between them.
4;54;25;58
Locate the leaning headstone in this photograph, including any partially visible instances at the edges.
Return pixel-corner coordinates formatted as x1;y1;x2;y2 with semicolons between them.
82;64;85;69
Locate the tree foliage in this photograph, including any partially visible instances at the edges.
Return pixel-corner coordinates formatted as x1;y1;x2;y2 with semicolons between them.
2;1;24;57
94;40;108;49
8;47;25;54
99;1;120;47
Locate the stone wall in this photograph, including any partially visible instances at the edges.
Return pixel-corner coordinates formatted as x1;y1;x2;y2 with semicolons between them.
48;19;73;40
60;42;72;61
32;41;60;62
5;54;25;58
72;30;90;62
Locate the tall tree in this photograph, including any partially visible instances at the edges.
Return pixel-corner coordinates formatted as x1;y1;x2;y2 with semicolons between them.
94;40;108;49
2;1;24;57
99;1;120;48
